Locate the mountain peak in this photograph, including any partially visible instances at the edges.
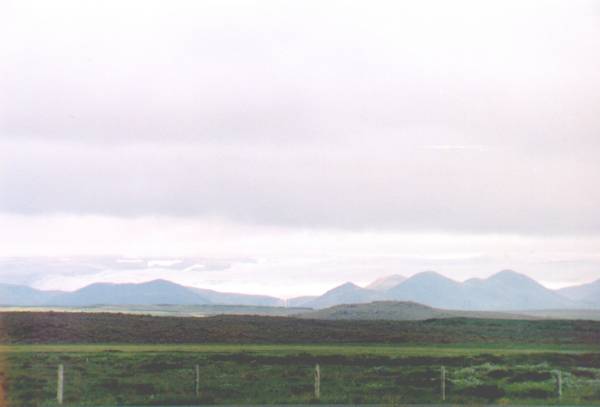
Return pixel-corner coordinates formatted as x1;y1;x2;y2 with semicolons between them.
410;270;457;282
143;279;180;286
366;275;406;291
488;270;535;283
330;282;360;292
304;281;380;309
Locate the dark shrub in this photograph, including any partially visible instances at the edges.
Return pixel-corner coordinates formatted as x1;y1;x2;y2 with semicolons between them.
133;383;156;395
572;369;595;378
290;384;312;395
137;360;184;372
487;369;511;379
98;378;121;390
463;384;505;400
395;369;437;386
514;388;553;399
508;370;551;382
583;388;600;401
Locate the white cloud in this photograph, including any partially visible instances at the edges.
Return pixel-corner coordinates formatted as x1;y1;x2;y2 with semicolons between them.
1;0;599;293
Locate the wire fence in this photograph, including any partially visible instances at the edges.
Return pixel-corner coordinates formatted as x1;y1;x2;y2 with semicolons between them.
51;362;566;405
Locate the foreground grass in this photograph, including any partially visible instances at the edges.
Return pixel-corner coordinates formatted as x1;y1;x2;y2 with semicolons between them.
2;344;600;406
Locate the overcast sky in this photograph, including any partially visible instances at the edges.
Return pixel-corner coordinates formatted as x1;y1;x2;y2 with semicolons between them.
1;0;599;296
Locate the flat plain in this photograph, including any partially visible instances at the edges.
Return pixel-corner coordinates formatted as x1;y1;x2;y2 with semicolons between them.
0;312;599;406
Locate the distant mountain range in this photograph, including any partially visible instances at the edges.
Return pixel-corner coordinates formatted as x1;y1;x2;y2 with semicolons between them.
298;282;382;309
298;270;584;310
366;274;406;291
0;283;63;306
0;279;283;307
558;279;600;307
0;270;598;311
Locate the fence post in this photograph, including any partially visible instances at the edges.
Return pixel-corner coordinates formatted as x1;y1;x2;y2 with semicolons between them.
557;370;562;400
314;364;321;400
441;366;446;401
195;364;200;397
57;364;64;405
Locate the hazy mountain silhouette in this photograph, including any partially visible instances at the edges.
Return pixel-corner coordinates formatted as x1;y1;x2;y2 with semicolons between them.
302;282;383;309
48;280;210;306
0;283;64;306
286;296;318;307
0;271;596;310
188;287;283;307
558;278;600;307
385;271;467;309
366;274;406;291
459;270;578;310
304;270;585;310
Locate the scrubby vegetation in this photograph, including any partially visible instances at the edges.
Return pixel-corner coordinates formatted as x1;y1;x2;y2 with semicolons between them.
1;312;600;345
3;349;600;406
1;311;599;405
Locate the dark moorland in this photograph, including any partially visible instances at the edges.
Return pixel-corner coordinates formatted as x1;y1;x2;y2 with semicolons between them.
1;311;600;345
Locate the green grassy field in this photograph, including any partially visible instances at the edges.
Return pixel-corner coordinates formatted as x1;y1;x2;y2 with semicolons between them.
1;342;598;356
1;313;600;405
2;343;600;406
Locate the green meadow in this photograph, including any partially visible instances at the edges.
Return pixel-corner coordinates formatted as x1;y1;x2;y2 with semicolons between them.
1;313;600;405
2;343;600;406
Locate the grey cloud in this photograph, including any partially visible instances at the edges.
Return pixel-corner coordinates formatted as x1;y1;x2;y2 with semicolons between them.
1;0;599;235
2;1;599;148
0;140;598;234
0;256;244;286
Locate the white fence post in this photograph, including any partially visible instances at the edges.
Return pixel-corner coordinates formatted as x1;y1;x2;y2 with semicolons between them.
57;364;64;405
557;370;562;400
314;364;321;400
195;364;200;397
441;366;446;401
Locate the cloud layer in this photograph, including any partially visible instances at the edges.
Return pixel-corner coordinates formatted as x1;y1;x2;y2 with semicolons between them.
1;1;599;291
1;139;598;234
2;1;599;234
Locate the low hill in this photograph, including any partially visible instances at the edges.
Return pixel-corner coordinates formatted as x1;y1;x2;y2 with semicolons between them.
299;301;536;321
513;309;600;321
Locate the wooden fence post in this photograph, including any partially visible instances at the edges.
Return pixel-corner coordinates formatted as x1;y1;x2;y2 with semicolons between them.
557;370;562;400
195;364;200;397
57;364;64;405
314;364;321;400
441;366;446;401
